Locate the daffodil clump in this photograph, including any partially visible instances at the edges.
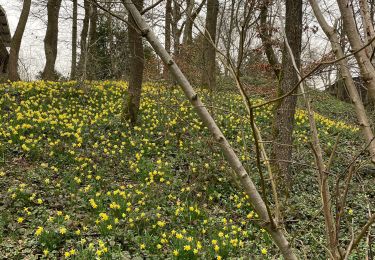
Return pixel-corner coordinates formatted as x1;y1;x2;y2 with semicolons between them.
0;81;361;258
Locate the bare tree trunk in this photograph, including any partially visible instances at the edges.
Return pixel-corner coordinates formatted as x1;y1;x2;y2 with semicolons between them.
121;2;297;258
310;0;375;163
202;0;219;89
163;0;172;79
123;0;144;124
0;44;9;77
70;0;78;80
271;0;302;196
77;0;90;79
182;0;206;45
259;0;281;79
281;17;340;258
165;0;172;54
371;0;375;26
171;0;183;55
359;0;375;58
215;0;225;45
42;0;62;81
107;2;118;79
224;0;235;77
87;3;98;79
8;0;31;81
182;0;194;45
106;1;115;79
236;2;254;76
89;5;98;45
337;0;375;104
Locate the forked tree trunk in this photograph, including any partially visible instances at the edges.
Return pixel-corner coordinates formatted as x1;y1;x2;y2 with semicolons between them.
8;0;31;81
202;0;219;89
121;1;297;259
309;0;375;163
70;0;78;80
182;0;206;45
123;0;144;124
42;0;62;81
337;0;375;104
271;0;302;195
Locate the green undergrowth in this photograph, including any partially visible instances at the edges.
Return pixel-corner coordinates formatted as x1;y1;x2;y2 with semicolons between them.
0;81;372;259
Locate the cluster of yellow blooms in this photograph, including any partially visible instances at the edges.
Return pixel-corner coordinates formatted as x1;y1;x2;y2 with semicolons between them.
0;81;360;258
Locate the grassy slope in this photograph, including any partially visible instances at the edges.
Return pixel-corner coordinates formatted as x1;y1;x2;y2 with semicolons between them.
0;81;373;259
304;88;358;124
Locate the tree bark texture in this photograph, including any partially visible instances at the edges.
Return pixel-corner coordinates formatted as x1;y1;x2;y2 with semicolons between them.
337;0;375;104
182;0;206;45
77;0;90;79
259;0;281;79
42;0;62;80
224;0;235;76
358;0;375;59
171;0;183;55
202;0;219;89
87;3;98;79
236;2;254;76
123;0;144;124
163;0;172;79
8;0;31;81
70;0;78;80
271;0;302;193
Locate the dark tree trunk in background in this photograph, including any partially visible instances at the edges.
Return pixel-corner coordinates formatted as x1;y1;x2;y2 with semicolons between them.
106;1;115;78
236;2;254;76
42;0;62;81
123;0;144;124
271;0;302;196
163;0;172;79
87;3;98;79
183;0;206;45
259;0;281;79
70;0;78;80
89;4;98;45
202;0;219;89
8;0;31;81
183;0;195;45
77;0;90;79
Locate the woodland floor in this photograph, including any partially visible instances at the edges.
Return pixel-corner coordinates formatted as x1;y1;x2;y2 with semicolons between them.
0;81;373;259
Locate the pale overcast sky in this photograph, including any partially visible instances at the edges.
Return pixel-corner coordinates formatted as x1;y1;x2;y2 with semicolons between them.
0;1;79;80
0;0;338;86
0;0;164;80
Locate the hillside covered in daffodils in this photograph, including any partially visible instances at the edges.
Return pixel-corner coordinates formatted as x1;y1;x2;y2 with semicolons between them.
0;81;370;259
